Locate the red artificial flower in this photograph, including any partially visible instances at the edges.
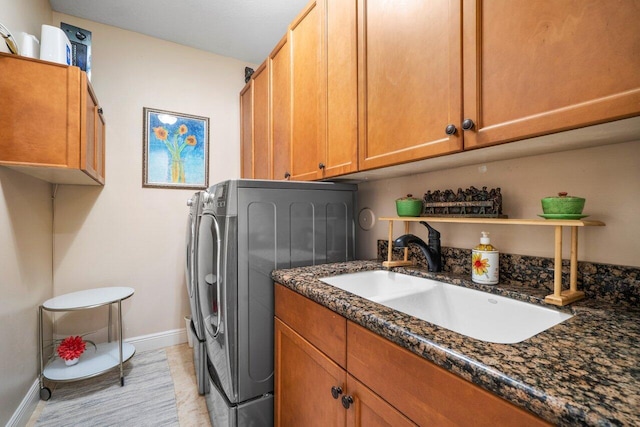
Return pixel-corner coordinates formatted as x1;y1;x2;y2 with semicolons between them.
57;336;87;361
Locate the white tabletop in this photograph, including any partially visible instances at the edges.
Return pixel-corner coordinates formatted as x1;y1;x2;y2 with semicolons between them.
42;287;135;311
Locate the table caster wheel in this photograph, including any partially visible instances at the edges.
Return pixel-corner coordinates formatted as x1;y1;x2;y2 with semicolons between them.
40;387;51;401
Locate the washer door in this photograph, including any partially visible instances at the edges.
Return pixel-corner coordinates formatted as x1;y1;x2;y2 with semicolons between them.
197;213;223;340
198;211;238;403
186;193;206;340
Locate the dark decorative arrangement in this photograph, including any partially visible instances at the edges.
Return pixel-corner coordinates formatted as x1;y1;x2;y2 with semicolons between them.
423;186;505;218
244;67;254;83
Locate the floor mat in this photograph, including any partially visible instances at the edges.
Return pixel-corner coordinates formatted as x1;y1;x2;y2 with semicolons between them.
36;349;179;426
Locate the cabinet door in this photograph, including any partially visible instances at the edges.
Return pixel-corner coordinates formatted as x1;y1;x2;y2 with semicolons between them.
270;36;292;181
252;62;271;179
324;0;358;178
346;374;416;427
275;318;346;426
463;0;640;149
82;78;105;184
358;0;463;171
240;81;253;178
289;0;326;181
0;54;81;168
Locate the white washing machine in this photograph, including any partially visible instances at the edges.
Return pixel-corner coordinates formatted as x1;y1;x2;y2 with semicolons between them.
186;191;209;395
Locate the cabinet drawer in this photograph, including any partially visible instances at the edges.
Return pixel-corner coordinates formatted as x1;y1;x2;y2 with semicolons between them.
275;284;346;367
347;321;549;426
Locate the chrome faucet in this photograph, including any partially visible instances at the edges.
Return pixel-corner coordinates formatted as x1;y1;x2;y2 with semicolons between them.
393;221;442;272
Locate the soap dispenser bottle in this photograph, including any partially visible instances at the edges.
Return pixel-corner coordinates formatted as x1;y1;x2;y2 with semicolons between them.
472;231;499;285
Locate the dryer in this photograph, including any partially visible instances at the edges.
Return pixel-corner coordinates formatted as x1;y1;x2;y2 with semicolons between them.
185;191;209;395
196;179;356;426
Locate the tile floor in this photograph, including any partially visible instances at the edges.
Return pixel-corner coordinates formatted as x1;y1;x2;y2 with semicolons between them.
27;343;211;426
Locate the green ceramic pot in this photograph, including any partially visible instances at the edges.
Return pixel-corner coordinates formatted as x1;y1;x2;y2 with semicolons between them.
541;192;585;214
396;194;423;217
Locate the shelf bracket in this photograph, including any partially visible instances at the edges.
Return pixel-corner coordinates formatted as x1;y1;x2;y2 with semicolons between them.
544;225;584;306
382;220;414;268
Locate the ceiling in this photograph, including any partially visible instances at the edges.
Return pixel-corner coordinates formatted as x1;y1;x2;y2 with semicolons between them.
49;0;309;64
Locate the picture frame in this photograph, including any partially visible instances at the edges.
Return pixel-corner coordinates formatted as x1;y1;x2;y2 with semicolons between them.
143;107;209;189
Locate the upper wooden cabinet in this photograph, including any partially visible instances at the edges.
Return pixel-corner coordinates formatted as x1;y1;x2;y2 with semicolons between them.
240;62;271;179
240;81;252;178
462;0;640;150
252;62;271;179
82;81;105;182
357;0;463;171
270;36;292;181
0;53;106;185
289;0;326;181
242;0;640;180
324;0;358;178
289;0;358;181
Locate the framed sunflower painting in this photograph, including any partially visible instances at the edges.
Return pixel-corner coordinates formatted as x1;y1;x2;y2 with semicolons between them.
143;107;209;189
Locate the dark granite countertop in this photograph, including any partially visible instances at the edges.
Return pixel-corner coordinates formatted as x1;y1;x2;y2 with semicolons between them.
272;260;640;426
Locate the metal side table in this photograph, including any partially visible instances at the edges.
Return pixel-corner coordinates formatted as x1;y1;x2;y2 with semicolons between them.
38;287;135;400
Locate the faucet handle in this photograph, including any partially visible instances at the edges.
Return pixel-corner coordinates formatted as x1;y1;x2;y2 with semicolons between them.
419;221;441;239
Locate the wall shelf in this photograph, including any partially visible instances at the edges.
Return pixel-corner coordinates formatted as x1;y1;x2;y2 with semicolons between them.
380;216;605;306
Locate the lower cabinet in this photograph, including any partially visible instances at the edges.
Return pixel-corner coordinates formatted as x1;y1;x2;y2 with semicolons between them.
275;284;550;426
275;318;347;426
274;289;412;426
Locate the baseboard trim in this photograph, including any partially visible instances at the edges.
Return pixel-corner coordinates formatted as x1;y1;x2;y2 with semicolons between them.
125;327;189;353
7;379;40;427
9;327;188;426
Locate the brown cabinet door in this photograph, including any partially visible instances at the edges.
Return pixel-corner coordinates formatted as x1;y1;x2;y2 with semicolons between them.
275;318;346;426
0;54;105;184
82;78;105;184
358;0;463;171
463;0;640;149
240;82;253;178
96;106;105;181
252;62;271;179
270;37;292;181
324;0;358;178
345;374;416;427
289;0;326;181
0;54;81;168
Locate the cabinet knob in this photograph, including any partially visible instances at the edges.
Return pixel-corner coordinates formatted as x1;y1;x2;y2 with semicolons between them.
445;124;457;135
341;395;354;409
97;107;104;115
331;386;343;399
462;119;475;130
319;162;325;170
284;172;291;180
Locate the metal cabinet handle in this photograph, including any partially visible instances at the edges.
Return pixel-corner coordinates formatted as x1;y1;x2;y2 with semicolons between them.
331;386;343;399
284;172;291;180
319;162;325;170
341;395;353;409
445;124;457;135
462;119;475;130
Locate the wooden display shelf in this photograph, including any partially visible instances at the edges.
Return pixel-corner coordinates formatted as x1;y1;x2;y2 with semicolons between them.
380;216;605;306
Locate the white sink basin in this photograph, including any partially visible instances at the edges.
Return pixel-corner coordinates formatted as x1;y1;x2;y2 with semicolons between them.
320;270;573;344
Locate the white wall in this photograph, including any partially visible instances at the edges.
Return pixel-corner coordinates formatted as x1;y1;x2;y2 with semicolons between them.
0;1;54;424
357;140;640;268
49;13;254;341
